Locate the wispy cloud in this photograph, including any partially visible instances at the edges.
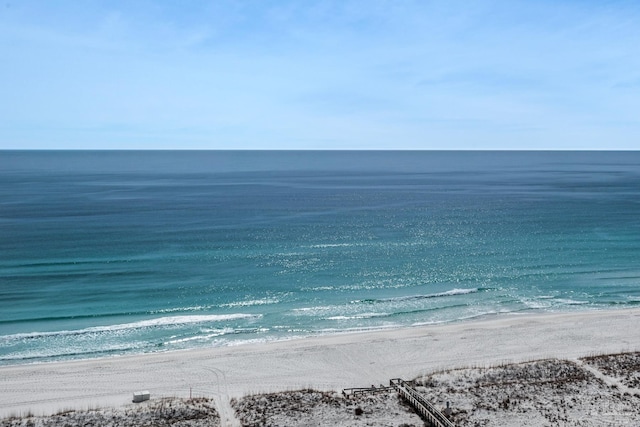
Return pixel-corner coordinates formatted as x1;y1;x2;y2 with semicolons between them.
1;0;639;149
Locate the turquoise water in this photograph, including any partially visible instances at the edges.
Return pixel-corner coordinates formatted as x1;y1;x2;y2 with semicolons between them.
1;151;639;365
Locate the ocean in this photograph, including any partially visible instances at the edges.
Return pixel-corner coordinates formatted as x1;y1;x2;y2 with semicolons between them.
1;150;639;365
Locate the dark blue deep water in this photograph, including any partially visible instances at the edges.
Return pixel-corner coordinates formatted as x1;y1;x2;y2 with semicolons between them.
1;151;639;364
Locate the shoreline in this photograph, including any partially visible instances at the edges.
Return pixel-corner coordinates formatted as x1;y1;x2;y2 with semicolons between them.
0;305;624;368
2;307;640;418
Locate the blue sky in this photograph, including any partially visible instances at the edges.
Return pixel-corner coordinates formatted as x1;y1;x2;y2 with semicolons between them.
1;1;639;149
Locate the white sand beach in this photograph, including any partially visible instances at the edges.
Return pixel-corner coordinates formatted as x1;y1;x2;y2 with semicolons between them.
2;308;640;424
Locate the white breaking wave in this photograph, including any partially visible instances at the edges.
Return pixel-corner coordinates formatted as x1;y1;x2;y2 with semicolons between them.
308;243;357;248
150;306;209;314
434;288;481;297
164;328;236;345
352;287;482;304
326;312;390;321
221;298;279;308
291;305;335;313
554;299;589;306
2;314;261;341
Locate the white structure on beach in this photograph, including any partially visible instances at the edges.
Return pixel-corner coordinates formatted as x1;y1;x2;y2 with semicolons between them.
132;391;150;403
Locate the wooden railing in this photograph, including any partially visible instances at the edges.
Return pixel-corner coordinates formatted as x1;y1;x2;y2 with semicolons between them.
342;384;394;396
389;378;454;427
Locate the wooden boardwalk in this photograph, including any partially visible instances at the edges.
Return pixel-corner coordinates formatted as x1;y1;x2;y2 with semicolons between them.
342;384;394;396
389;379;455;427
